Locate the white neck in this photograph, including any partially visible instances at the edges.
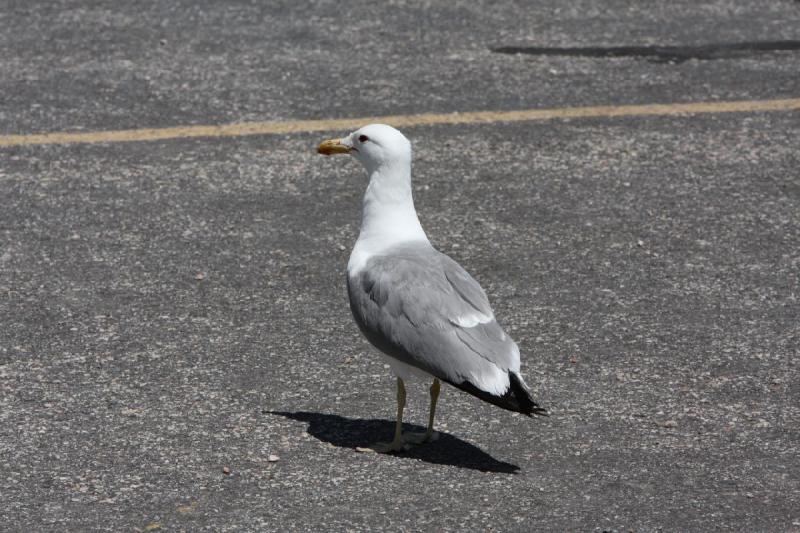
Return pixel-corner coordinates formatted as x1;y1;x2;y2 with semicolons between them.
348;162;430;275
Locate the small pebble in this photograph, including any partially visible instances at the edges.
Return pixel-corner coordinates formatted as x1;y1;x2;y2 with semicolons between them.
268;454;280;462
222;466;230;475
660;420;678;428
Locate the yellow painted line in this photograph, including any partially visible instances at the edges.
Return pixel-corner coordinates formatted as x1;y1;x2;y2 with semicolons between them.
1;97;799;148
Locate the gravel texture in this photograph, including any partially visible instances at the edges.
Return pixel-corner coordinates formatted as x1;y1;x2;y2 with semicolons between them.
1;1;799;531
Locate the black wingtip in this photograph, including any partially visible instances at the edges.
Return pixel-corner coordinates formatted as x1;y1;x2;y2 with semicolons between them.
508;372;549;417
447;372;548;417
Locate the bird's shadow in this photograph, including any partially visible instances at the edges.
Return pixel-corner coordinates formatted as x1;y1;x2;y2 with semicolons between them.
267;410;520;473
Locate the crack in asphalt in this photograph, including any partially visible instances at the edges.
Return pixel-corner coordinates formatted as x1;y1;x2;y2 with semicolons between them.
492;40;800;63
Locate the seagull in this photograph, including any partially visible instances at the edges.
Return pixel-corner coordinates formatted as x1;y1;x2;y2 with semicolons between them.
318;124;546;453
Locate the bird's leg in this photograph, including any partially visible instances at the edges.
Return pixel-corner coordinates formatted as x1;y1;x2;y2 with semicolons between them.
405;378;441;444
392;377;407;445
427;378;441;439
361;377;410;453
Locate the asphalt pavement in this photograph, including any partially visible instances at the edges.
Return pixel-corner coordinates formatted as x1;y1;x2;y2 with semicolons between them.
1;1;799;531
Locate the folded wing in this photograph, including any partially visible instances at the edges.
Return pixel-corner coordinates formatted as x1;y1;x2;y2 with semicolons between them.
347;243;526;400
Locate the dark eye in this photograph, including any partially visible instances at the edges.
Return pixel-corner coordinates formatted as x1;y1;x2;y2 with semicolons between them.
358;134;369;143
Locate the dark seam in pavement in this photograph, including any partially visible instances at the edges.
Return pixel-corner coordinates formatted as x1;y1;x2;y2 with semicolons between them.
491;40;800;63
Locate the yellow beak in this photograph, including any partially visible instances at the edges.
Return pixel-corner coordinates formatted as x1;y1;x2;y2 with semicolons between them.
317;138;351;156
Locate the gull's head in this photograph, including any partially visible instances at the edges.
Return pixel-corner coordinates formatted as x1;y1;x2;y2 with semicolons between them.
317;124;411;174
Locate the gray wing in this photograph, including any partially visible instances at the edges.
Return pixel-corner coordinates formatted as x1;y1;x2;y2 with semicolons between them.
347;243;521;394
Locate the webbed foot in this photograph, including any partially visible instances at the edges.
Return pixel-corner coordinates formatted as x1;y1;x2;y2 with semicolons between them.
356;439;411;453
403;430;439;445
